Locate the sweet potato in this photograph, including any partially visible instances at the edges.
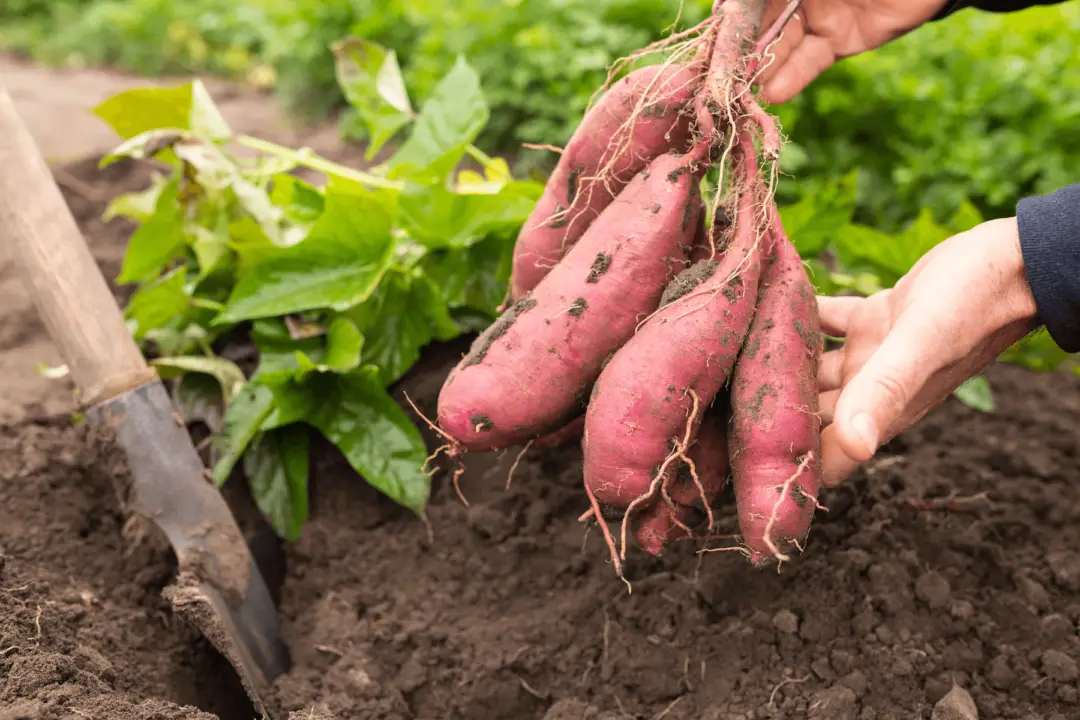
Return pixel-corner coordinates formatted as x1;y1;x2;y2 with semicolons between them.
632;403;730;555
438;149;707;452
508;63;699;300
728;222;823;565
581;127;764;509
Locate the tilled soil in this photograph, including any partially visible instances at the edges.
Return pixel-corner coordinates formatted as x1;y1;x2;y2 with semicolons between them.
4;132;1080;720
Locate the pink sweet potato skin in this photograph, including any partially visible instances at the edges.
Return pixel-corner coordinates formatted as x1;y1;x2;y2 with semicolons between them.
728;228;823;565
509;64;698;300
581;170;764;507
438;151;705;452
633;406;731;554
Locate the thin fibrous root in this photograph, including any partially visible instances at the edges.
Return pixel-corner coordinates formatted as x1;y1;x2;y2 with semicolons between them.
619;389;703;560
760;451;814;563
584;476;625;581
506;441;533;491
404;391;471;506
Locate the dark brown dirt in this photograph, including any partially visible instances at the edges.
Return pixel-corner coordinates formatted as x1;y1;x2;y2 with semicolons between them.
4;139;1080;720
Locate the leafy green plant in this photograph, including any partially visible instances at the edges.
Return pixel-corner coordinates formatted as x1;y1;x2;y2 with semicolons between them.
92;44;542;539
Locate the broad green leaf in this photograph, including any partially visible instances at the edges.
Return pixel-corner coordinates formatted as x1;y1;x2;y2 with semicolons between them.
244;426;310;541
423;234;515;316
269;174;325;225
832;223;906;288
190;226;232;278
332;37;414;159
264;368;429;512
104;173;170;222
116;180;186;285
94;85;194;140
388;55;489;181
150;355;247;404
212;381;275;486
346;272;458;386
953;375;995;413
93;79;230;142
250;318;327;381
777;170;858;257
324;317;364;373
217;186;396;323
400;178;541;249
123;266;190;338
322;368;430;512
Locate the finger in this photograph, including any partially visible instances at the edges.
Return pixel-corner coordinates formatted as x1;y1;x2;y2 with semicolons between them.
830;316;939;465
760;34;836;105
818;423;861;488
818;349;845;391
756;1;807;88
816;295;863;337
819;388;840;425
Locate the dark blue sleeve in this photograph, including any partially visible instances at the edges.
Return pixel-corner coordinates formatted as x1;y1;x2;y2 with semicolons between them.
932;0;1071;20
1017;183;1080;353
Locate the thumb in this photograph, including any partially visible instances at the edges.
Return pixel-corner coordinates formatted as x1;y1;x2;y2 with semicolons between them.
831;318;938;464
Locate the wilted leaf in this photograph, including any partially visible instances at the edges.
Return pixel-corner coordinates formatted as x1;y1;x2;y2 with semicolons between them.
150;355;248;403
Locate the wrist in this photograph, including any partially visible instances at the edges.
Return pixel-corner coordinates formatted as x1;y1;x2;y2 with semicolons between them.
989;216;1040;329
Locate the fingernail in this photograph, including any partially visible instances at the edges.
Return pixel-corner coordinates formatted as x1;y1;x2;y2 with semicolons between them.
851;413;879;453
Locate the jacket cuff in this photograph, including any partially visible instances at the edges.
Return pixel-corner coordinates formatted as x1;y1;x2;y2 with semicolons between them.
1017;184;1080;353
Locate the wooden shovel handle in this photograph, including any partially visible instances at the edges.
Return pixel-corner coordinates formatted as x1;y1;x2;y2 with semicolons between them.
0;87;156;405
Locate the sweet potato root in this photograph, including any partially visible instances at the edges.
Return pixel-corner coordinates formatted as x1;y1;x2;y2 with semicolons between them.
581;124;765;512
728;221;824;565
632;403;730;555
438;149;707;451
509;63;699;300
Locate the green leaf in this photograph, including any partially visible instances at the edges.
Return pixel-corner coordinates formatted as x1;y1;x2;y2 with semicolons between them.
261;368;430;512
346;272;458;386
399;178;541;249
244;426;310;542
324;316;364;373
423;233;514;317
777;170;858;257
116;180;186;285
388;55;489;181
953;375;995;413
123;266;190;339
212;381;276;486
217;185;396;323
93;79;230;142
270;174;325;226
332;37;414;160
150;355;247;404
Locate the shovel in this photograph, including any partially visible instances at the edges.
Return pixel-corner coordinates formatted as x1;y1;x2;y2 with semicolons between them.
0;88;290;715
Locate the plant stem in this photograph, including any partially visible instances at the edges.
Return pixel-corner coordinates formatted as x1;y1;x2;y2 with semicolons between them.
236;135;405;190
465;144;495;169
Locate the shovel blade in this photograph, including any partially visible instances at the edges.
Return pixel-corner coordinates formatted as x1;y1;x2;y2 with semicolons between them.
88;380;290;710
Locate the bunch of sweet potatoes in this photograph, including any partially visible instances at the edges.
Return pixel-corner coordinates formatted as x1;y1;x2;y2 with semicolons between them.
434;0;824;576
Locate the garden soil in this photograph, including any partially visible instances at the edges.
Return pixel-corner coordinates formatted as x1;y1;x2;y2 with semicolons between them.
4;61;1080;720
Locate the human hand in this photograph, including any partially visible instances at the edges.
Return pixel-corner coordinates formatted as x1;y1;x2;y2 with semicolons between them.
815;217;1041;487
758;0;950;104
